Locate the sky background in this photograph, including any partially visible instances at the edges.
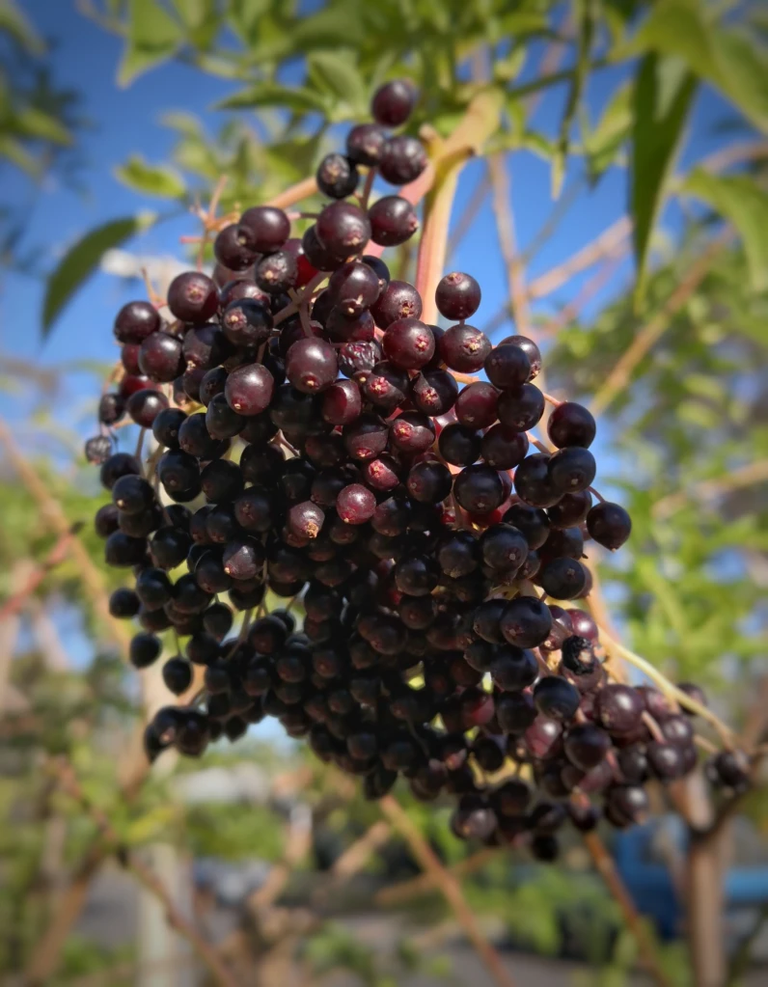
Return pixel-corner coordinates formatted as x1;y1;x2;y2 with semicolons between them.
0;1;741;679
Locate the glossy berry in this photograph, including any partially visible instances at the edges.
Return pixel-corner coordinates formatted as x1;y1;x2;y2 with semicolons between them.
440;324;491;373
240;205;290;252
225;364;274;415
371;79;417;126
435;272;481;321
317;153;359;199
547;402;596;449
346;123;387;165
168;272;218;324
379;136;427;185
533;677;580;722
587;502;632;551
214;224;258;271
286;337;338;393
368;196;419;246
114;300;161;343
138;333;183;383
127;388;168;428
255;250;297;294
336;484;376;525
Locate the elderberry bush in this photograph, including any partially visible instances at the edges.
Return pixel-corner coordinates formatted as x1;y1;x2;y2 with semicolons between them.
87;79;750;862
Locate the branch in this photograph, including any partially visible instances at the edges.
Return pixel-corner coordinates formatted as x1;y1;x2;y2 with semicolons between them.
529;217;632;300
415;90;503;323
0;417;133;654
487;153;531;338
582;831;674;987
0;526;81;621
379;795;517;987
24;843;106;987
590;233;731;417
374;846;500;907
652;459;768;520
49;757;241;987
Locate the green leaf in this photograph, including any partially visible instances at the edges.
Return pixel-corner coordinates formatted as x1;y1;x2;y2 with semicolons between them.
630;53;696;306
118;0;184;86
216;82;328;114
42;213;157;337
0;0;44;53
552;0;596;197
228;0;270;43
114;155;186;199
13;107;72;146
630;0;768;135
684;170;768;292
582;80;632;182
307;50;368;120
0;133;39;175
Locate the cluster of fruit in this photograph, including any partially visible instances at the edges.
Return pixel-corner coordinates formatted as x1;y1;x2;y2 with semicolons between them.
87;80;749;859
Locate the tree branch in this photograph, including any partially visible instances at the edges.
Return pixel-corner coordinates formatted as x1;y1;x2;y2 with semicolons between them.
582;831;674;987
49;757;242;987
590;233;731;417
379;794;517;987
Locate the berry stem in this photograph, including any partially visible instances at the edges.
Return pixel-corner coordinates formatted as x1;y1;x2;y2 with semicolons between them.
360;166;377;209
588;486;605;503
414;91;503;323
542;392;563;407
273;271;327;325
267;175;319;210
597;626;737;747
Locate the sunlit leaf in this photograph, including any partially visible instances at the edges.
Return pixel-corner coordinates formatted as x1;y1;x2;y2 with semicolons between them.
118;0;184;86
631;0;768;135
217;83;327;114
684;170;768;291
114;154;186;199
0;0;44;53
630;53;696;306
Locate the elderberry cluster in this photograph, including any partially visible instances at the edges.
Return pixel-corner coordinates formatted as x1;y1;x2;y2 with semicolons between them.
87;80;750;861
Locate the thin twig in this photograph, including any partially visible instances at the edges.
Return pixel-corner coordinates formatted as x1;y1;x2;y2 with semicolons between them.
379;794;517;987
597;625;737;745
0;417;133;653
50;757;241;987
374;846;500;907
590;233;731;417
582;831;674;987
652;459;768;520
0;526;81;620
487;154;531;338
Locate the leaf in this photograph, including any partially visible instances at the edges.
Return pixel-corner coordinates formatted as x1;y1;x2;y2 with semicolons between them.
630;0;768;135
228;0;270;43
42;213;157;336
0;134;40;175
582;80;632;183
0;0;44;53
552;0;596;197
114;155;186;198
118;0;184;87
13;107;72;146
684;170;768;291
307;50;368;120
217;82;328;114
630;53;696;306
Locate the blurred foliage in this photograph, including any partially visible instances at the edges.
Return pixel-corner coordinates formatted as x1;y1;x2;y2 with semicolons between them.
1;1;767;985
0;0;85;272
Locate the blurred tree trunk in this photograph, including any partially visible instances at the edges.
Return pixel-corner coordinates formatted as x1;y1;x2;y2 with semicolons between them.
684;774;726;987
